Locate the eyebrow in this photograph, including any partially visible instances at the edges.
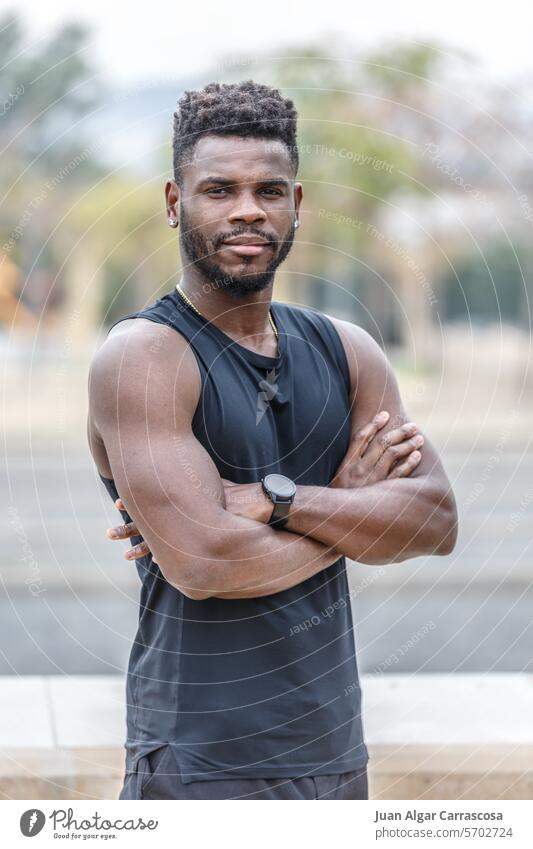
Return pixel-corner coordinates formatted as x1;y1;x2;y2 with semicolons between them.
197;176;291;189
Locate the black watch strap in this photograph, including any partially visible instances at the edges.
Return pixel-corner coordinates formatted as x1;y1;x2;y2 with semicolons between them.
268;499;291;530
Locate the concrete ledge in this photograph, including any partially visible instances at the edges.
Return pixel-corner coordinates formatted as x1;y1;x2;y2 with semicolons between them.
368;744;533;799
1;674;531;799
364;674;533;799
0;748;123;801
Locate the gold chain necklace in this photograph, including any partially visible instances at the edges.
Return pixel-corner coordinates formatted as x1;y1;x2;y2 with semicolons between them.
175;282;279;341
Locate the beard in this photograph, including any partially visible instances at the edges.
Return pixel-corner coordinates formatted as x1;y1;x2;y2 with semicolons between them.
179;206;296;298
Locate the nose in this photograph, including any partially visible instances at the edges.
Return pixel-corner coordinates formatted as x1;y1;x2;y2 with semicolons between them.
227;190;267;226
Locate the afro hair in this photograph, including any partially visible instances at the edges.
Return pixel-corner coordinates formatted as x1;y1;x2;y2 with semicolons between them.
172;80;298;183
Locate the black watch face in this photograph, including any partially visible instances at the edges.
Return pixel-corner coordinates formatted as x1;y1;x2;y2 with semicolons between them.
263;473;296;499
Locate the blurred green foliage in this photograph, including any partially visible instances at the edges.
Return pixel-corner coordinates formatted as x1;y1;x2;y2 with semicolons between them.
442;240;531;327
1;14;530;341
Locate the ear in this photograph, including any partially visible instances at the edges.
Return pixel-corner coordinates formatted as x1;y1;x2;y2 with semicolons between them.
165;179;180;227
293;182;303;227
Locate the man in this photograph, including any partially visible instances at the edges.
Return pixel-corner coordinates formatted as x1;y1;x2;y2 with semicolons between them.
88;81;457;800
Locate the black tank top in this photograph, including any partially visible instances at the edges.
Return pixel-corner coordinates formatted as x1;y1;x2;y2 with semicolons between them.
99;286;368;783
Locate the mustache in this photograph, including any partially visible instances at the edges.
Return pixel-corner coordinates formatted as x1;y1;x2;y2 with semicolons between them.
212;227;279;249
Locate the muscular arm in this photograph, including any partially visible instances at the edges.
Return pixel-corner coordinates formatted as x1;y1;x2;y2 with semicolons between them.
88;320;340;600
257;320;458;565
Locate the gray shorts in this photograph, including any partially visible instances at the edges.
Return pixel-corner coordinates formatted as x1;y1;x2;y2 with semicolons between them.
119;745;368;800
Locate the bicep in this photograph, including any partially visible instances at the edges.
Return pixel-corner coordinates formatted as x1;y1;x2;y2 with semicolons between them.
335;319;447;481
89;325;226;575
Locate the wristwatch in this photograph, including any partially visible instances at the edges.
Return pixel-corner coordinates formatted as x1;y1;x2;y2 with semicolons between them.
261;473;296;530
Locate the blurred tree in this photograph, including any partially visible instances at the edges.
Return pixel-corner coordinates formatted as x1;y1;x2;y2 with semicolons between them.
0;10;101;174
66;174;175;329
2;19;529;350
0;10;105;327
441;240;532;326
240;47;431;333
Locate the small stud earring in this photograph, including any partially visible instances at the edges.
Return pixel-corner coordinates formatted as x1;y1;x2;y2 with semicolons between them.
168;218;177;227
294;220;299;230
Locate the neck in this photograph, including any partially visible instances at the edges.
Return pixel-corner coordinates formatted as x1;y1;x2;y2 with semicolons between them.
178;267;276;345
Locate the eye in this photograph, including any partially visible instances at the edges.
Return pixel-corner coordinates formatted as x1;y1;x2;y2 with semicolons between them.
206;187;230;196
260;188;282;196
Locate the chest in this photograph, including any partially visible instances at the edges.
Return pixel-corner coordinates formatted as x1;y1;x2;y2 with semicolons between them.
192;349;351;485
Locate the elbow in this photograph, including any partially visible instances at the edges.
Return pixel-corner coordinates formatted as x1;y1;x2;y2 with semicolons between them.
174;585;212;601
155;533;236;600
156;554;214;601
433;491;459;556
166;571;213;600
435;517;458;556
389;488;459;563
154;533;241;599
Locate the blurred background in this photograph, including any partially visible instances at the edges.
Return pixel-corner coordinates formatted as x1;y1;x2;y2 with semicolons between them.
1;1;532;683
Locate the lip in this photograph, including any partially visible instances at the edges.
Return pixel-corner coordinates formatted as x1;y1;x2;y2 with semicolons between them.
221;237;272;258
222;236;270;246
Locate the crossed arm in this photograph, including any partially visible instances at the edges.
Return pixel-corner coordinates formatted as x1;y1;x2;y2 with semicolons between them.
225;319;458;565
89;318;457;600
89;320;344;600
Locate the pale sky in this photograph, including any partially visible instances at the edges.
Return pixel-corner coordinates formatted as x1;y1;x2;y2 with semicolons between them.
4;0;533;88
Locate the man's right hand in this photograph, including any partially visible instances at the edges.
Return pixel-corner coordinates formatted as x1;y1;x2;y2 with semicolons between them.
329;411;424;489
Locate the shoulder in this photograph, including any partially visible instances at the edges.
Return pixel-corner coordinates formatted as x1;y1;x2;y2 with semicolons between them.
91;317;196;377
323;314;396;394
88;318;200;423
275;300;348;339
276;300;375;356
324;315;380;357
272;300;315;322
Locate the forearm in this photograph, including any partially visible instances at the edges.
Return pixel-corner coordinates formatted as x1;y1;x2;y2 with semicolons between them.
163;510;342;599
284;477;457;565
110;465;342;600
207;522;341;599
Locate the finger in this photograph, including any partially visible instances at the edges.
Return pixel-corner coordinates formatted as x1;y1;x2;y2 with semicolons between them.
125;541;152;560
364;421;419;464
377;435;425;474
350;411;390;460
370;430;424;471
114;498;126;511
387;449;423;479
106;522;139;540
221;478;238;487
